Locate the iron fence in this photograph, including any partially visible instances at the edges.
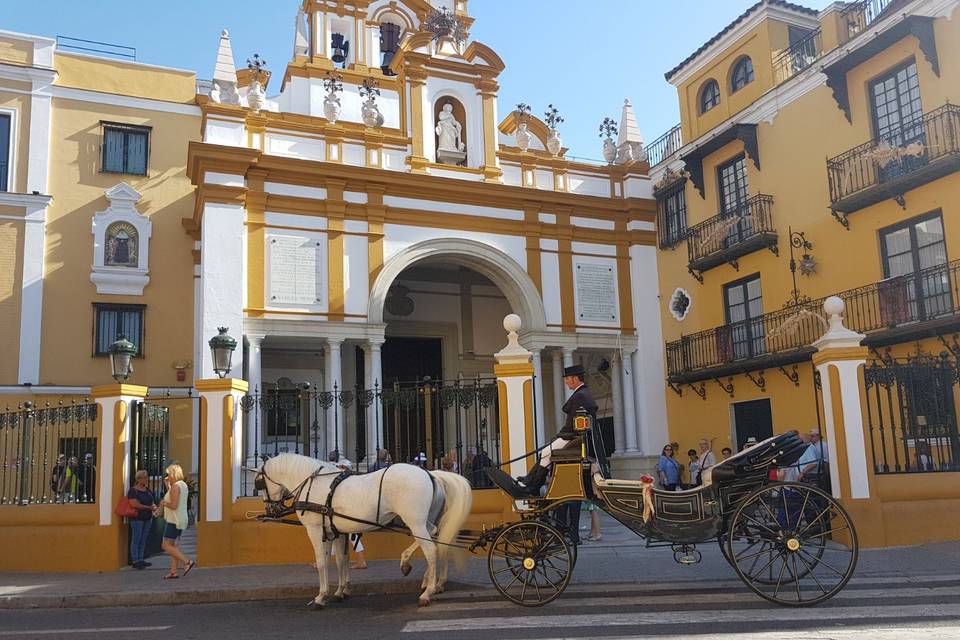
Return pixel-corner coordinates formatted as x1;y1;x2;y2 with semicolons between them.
827;104;960;208
864;355;960;473
686;194;776;269
772;28;822;85
842;0;895;38
239;376;504;495
0;400;99;505
644;124;682;168
667;258;960;379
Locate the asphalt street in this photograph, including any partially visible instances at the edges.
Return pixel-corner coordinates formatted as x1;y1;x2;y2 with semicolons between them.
4;571;960;639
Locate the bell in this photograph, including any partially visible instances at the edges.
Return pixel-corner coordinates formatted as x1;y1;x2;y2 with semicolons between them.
331;33;349;65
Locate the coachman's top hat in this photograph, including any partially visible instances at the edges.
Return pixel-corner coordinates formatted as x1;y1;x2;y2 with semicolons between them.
563;364;585;378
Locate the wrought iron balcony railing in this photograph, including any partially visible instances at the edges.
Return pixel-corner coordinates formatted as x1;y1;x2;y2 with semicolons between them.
644;124;682;168
666;258;960;382
686;194;777;279
841;0;895;39
827;104;960;216
772;28;822;85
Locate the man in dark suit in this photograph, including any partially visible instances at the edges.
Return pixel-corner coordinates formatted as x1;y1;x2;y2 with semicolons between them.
516;364;598;495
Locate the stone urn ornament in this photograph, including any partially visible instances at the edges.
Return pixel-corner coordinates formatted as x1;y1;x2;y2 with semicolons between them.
544;104;564;156
599;117;619;164
514;102;532;152
246;54;268;113
322;72;343;124
360;78;384;128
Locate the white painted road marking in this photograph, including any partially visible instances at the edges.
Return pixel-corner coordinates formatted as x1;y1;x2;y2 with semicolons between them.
0;627;171;636
529;628;960;640
403;603;960;632
421;585;960;612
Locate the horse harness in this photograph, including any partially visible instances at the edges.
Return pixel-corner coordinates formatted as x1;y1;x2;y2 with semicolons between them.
254;463;437;543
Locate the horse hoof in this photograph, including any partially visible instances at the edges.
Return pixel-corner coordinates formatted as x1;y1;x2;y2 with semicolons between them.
400;563;412;577
306;600;324;611
418;598;430;607
436;585;445;594
330;593;348;602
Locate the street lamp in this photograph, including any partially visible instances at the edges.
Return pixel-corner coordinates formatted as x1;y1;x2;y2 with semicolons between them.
787;226;816;306
208;327;237;379
108;333;137;383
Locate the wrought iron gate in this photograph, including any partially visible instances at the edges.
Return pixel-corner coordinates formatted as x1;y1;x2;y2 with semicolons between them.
130;401;170;496
863;353;960;473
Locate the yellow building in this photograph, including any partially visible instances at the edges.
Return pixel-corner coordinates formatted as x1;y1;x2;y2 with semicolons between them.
648;0;960;543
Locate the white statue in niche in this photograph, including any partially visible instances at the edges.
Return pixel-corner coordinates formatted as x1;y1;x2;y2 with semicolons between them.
435;102;466;165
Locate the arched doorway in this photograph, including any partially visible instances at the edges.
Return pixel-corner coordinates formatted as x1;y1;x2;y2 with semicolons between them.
367;239;545;477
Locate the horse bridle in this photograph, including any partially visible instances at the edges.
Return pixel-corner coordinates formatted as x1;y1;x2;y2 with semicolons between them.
254;460;340;520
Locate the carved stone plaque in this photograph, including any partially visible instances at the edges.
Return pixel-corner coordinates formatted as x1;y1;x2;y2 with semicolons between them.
575;262;618;323
269;235;324;306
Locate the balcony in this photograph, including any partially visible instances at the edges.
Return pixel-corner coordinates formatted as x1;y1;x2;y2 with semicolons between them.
686;194;777;280
645;124;682;168
772;28;822;85
666;258;960;383
827;104;960;217
841;0;896;40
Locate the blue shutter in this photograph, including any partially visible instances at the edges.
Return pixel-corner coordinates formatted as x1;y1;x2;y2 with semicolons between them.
103;127;125;173
0;114;10;191
127;130;147;175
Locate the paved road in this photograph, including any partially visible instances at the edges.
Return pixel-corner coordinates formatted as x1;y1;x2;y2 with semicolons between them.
3;572;960;639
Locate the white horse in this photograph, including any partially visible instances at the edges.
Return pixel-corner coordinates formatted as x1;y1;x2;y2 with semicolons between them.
256;453;472;609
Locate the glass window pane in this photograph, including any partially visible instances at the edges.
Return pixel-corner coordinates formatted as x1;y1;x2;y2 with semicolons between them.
726;285;744;306
914;218;944;247
728;305;746;323
746;278;761;299
918;243;947;270
0;114;9;192
884;228;911;256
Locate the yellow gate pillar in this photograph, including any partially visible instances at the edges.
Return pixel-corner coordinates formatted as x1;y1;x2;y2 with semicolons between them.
494;314;536;479
812;297;871;499
92;383;148;569
195;378;248;566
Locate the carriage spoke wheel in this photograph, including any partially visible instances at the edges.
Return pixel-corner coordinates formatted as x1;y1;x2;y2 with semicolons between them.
488;520;573;607
727;482;858;606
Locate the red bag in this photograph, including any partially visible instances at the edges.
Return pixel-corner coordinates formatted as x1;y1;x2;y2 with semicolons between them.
115;495;138;518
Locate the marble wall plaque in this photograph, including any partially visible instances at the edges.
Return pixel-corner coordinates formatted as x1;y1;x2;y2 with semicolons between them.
575;262;618;323
269;234;324;306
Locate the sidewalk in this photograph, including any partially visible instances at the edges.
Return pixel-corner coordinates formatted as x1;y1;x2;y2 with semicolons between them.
2;513;958;609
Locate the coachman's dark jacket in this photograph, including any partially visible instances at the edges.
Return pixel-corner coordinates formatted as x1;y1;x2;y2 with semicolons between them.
556;384;598;440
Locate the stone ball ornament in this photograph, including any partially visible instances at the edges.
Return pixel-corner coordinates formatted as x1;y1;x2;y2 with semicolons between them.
503;313;522;333
823;295;845;317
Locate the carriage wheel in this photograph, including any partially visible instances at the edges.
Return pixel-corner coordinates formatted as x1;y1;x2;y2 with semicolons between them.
487;520;573;607
727;482;858;606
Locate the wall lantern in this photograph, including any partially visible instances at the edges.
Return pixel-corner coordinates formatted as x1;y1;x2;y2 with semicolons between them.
109;333;137;383
209;327;238;379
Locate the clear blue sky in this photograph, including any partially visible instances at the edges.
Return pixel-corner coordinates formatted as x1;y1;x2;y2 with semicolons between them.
4;0;833;160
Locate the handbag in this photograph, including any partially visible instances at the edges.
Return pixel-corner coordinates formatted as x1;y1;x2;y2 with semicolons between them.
115;495;138;518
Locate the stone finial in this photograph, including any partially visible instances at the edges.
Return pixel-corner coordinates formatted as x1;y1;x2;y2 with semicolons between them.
495;313;532;364
616;98;647;164
812;296;866;350
213;28;240;105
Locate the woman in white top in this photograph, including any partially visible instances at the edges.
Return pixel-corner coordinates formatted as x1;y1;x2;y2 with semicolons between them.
155;463;195;579
696;438;716;485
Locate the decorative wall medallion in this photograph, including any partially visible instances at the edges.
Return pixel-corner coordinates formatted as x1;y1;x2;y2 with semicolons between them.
669;287;692;321
385;284;415;317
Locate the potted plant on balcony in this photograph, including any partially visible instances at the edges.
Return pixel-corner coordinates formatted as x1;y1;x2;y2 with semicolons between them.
514;102;532;152
599;117;618;164
323;72;343;124
544;104;564;156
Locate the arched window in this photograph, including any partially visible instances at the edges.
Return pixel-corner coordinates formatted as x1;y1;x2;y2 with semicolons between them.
699;80;720;114
730;57;755;92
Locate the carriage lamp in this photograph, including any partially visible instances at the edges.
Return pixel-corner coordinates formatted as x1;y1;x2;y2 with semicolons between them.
109;333;137;383
208;327;237;379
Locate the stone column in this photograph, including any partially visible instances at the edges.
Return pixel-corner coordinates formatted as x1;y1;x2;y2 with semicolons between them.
244;334;265;463
494;315;535;478
325;338;344;456
610;353;626;455
198;202;245;380
531;347;546;448
551;350;564;435
621;348;639;453
561;347;575;400
812;297;871;500
92;384;147;527
368;339;384;457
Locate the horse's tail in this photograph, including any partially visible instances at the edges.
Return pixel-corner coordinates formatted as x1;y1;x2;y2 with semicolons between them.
430;470;472;573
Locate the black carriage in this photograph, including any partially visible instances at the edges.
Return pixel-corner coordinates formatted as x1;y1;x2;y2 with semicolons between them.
481;427;858;607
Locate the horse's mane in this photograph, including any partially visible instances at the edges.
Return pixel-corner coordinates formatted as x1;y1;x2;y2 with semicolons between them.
266;452;330;480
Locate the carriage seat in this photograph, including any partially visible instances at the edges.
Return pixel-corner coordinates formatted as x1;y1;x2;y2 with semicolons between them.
549;437;584;463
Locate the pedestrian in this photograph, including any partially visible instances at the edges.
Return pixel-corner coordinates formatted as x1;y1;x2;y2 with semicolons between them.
445;448;459;473
657;444;682;491
127;469;155;569
462;447;475;479
695;438;716;485
64;456;82;502
584;502;603;541
917;441;935;471
686;449;699;489
721;447;732;461
155;463;195;579
368;448;391;472
80;453;97;502
742;436;758;451
50;453;66;501
472;447;493;488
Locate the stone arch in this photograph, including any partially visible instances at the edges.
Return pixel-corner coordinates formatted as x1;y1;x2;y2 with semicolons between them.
368;238;547;331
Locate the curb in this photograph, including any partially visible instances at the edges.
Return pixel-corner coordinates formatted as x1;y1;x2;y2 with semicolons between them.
0;579;428;610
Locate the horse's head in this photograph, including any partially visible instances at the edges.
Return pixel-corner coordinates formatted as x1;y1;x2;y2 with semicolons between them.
253;456;295;517
253;453;330;518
